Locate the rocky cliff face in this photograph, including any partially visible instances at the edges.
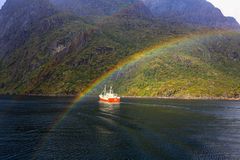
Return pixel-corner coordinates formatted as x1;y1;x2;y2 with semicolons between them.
49;0;138;16
142;0;239;29
0;0;56;58
49;0;153;19
0;0;153;58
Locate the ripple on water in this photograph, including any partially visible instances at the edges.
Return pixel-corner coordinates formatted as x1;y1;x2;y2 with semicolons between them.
1;97;240;160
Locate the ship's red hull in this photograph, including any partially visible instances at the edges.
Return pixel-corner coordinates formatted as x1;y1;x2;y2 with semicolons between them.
99;97;120;103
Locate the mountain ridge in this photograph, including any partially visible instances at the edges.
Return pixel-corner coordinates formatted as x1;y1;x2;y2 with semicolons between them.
0;0;239;98
142;0;239;29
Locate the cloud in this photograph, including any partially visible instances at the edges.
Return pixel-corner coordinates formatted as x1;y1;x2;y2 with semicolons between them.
0;0;6;9
207;0;240;23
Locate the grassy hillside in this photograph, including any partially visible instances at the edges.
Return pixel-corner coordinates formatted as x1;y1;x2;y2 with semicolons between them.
106;31;240;98
0;14;197;95
0;10;239;98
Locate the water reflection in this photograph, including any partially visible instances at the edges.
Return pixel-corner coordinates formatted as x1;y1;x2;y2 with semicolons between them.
98;101;120;113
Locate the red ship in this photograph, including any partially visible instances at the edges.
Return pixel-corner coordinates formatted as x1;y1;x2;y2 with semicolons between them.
99;85;120;103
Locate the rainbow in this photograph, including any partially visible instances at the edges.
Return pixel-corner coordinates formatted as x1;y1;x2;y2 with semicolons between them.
51;29;235;127
33;29;236;158
58;29;235;125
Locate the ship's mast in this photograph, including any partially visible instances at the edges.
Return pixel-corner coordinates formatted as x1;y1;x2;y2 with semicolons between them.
103;85;107;95
101;85;107;95
110;86;113;94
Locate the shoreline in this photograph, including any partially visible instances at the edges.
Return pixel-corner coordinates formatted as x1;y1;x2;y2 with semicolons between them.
0;94;240;101
122;96;240;101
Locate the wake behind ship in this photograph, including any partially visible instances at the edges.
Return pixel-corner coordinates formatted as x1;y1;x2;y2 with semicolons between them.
99;85;120;103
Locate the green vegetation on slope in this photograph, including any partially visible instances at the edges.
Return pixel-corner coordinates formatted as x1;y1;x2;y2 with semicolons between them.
0;9;239;98
0;14;197;95
107;32;240;98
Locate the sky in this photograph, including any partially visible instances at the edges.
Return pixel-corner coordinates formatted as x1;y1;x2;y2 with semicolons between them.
0;0;239;23
207;0;240;23
0;0;4;9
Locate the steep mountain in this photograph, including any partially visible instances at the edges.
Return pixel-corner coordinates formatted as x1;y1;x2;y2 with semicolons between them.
0;0;56;58
49;0;152;18
143;0;239;29
0;0;239;98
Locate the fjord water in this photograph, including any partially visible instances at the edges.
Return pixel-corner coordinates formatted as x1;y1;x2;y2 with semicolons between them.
0;96;240;160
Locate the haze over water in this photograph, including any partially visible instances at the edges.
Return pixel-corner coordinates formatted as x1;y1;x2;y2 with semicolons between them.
1;96;240;159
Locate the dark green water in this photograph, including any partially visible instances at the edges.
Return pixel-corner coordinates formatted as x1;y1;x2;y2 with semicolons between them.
0;96;240;160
